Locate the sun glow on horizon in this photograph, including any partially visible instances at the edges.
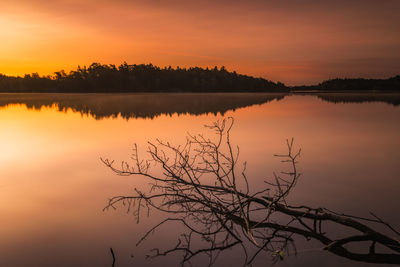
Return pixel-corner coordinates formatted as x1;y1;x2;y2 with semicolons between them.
1;0;399;85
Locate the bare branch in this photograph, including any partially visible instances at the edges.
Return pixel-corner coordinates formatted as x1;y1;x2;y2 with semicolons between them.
102;118;400;266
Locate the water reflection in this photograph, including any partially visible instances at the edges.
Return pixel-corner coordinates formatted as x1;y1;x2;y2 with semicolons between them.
103;118;400;266
0;93;286;119
0;93;398;121
303;93;400;106
0;94;399;267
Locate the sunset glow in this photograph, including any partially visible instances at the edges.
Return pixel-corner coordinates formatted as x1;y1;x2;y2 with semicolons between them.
1;2;399;264
1;0;399;85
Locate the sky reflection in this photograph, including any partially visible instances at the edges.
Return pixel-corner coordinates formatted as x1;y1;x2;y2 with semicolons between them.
0;94;399;266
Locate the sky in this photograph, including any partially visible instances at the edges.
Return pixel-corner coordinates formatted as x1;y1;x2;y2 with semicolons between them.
0;0;399;85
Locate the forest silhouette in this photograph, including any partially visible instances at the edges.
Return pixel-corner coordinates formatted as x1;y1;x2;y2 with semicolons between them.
292;76;400;92
0;63;285;93
0;62;399;93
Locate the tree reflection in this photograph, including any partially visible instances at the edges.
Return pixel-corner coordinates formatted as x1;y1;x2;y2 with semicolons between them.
0;93;285;120
103;118;400;266
307;92;400;106
0;93;398;123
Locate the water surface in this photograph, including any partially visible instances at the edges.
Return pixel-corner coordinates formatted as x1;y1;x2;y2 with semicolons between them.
0;93;399;266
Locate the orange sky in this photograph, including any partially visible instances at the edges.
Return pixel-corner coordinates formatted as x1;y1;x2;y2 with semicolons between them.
0;0;399;85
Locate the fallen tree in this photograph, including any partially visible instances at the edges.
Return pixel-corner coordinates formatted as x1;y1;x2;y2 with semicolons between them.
102;117;400;266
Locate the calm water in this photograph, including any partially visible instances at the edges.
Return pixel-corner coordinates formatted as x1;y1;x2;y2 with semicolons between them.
0;93;399;267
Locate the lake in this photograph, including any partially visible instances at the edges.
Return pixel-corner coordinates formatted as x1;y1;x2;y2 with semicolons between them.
0;93;399;267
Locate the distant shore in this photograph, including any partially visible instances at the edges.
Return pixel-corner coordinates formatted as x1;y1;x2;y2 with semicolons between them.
0;63;398;93
290;90;400;93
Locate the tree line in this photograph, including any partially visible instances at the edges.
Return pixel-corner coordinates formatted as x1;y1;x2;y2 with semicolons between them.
292;76;400;92
1;63;398;93
0;63;286;93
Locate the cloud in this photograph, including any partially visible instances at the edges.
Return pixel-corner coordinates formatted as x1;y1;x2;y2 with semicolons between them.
1;0;399;84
